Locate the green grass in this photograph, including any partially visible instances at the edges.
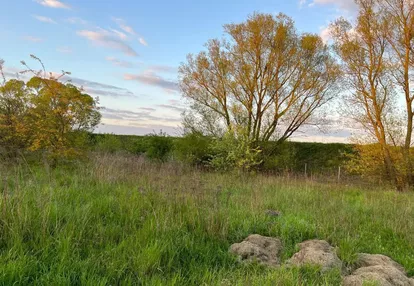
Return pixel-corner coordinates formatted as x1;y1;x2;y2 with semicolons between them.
0;154;413;285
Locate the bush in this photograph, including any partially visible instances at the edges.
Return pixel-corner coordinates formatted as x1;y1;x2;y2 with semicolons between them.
145;132;174;162
95;134;123;153
174;132;212;165
209;131;262;172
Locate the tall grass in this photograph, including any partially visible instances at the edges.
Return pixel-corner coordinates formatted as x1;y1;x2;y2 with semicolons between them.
0;154;413;285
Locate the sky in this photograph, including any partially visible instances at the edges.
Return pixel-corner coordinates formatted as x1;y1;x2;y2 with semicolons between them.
0;0;358;142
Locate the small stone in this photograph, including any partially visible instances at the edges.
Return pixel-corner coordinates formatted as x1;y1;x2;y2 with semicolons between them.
265;210;282;217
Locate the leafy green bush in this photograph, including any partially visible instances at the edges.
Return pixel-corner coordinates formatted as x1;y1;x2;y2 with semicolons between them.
209;131;262;172
174;132;212;165
261;142;297;172
95;134;123;153
146;132;174;162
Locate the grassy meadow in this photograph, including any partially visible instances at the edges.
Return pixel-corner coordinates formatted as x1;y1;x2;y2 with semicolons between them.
0;154;413;285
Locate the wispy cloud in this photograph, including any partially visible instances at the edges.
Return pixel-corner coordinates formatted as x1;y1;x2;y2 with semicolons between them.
57;46;72;53
139;38;148;46
112;17;136;35
124;71;179;93
109;29;128;40
33;15;56;24
66;17;88;25
62;76;137;98
307;0;357;12
77;29;138;57
112;17;148;46
101;107;181;123
24;36;44;42
148;65;177;74
105;57;135;68
138;107;156;112
157;104;186;113
35;0;70;9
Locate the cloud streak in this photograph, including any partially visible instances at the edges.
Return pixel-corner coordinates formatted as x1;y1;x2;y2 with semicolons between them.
112;17;136;35
24;36;43;42
35;0;70;9
33;15;56;24
66;17;88;25
307;0;357;12
62;76;138;98
77;29;138;57
139;38;148;46
101;107;181;123
57;46;72;53
124;71;179;93
106;57;135;68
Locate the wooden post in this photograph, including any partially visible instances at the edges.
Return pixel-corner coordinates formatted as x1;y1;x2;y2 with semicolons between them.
305;163;308;178
337;166;341;183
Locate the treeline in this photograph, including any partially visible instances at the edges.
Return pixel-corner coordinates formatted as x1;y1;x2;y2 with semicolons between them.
90;133;353;174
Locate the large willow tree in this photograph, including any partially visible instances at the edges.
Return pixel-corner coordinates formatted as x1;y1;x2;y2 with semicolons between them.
179;13;341;143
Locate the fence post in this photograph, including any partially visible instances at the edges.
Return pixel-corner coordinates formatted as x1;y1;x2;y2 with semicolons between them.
305;163;308;178
337;166;341;183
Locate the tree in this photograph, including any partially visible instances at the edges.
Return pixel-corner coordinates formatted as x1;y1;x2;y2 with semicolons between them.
25;76;101;158
331;0;414;190
179;13;341;145
0;77;30;155
380;0;414;185
0;57;101;159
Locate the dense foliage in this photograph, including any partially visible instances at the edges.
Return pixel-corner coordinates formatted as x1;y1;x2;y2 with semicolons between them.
0;72;100;159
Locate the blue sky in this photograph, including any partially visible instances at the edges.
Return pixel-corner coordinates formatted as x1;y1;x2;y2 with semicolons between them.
0;0;356;142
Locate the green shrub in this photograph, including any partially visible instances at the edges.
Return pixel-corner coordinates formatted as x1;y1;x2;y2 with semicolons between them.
209;131;262;172
95;134;123;153
146;132;174;162
174;132;212;165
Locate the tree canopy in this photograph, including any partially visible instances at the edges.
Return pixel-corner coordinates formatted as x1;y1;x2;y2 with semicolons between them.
179;13;341;144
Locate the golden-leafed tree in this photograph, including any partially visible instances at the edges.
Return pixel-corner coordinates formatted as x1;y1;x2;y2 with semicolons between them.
332;0;414;190
179;13;341;144
0;60;30;155
0;56;101;159
380;0;414;185
25;77;101;158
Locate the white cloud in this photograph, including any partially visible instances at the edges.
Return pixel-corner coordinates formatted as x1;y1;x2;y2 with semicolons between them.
124;70;179;93
299;0;307;8
77;29;138;57
319;26;332;43
112;17;136;35
66;17;88;25
35;0;70;9
109;29;128;40
308;0;357;12
139;38;148;46
24;36;43;42
111;17;148;46
105;57;135;68
57;46;72;53
33;15;56;24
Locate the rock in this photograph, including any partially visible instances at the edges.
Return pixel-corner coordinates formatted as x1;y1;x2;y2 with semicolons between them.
355;254;406;274
265;210;282;217
343;266;414;286
229;234;283;266
286;240;342;272
343;253;414;286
